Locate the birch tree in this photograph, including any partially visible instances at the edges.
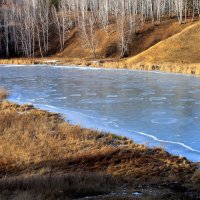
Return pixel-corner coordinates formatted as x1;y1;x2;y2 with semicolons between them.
0;0;198;58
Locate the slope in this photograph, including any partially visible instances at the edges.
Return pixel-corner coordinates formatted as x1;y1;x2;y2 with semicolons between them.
54;19;195;60
127;21;200;65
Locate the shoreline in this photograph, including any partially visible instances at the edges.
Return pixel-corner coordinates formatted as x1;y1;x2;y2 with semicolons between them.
1;58;200;76
0;86;200;199
9;97;200;163
2;64;200;162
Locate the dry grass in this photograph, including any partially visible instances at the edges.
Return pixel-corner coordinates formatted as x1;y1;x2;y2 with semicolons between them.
57;19;200;76
125;21;200;75
88;21;200;75
0;58;35;65
0;101;107;169
0;101;195;181
53;18;195;60
0;91;199;198
128;22;200;64
0;101;198;184
93;61;200;76
0;88;9;100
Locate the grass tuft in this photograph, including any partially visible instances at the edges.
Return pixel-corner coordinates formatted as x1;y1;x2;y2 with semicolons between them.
0;88;9;100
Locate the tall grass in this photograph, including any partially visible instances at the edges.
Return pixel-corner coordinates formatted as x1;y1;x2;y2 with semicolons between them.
0;88;9;100
0;59;34;65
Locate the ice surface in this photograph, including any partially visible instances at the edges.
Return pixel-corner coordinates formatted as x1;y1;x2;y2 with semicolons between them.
1;65;200;162
151;118;177;124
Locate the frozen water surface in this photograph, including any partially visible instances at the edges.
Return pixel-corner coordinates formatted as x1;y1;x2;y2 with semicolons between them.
1;65;200;162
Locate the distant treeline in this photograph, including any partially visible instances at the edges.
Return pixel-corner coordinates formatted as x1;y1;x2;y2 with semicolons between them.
0;0;199;58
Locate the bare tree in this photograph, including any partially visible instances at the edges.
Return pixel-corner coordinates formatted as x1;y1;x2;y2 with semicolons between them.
0;0;198;58
79;4;98;58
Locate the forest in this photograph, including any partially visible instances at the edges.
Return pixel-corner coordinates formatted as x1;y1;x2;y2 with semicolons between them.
0;0;200;58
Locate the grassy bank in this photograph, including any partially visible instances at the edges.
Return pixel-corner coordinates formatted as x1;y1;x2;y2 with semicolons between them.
0;58;35;65
1;56;200;76
2;57;200;76
51;58;200;76
96;61;200;76
0;89;200;199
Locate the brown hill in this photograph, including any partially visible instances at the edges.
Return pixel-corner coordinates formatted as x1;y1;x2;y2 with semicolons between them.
127;21;200;65
54;19;195;60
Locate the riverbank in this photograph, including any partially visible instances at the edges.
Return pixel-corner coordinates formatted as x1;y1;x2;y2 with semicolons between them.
0;90;200;199
1;57;200;76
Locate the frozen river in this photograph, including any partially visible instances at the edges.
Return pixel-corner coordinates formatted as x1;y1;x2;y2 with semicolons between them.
1;65;200;162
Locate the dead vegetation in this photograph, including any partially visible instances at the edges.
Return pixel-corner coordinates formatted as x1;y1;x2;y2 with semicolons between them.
0;96;199;199
0;101;195;179
50;20;200;76
127;21;200;64
0;58;35;65
92;61;200;76
0;88;9;100
50;18;196;60
124;21;200;75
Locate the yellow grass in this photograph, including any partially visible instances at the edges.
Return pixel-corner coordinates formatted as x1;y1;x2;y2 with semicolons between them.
0;88;9;100
0;93;199;198
0;101;196;180
125;22;200;74
0;100;197;177
0;58;35;65
128;22;200;64
54;19;195;60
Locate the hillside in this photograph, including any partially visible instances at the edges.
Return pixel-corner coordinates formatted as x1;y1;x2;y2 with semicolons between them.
0;19;196;64
54;19;195;60
127;21;200;65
